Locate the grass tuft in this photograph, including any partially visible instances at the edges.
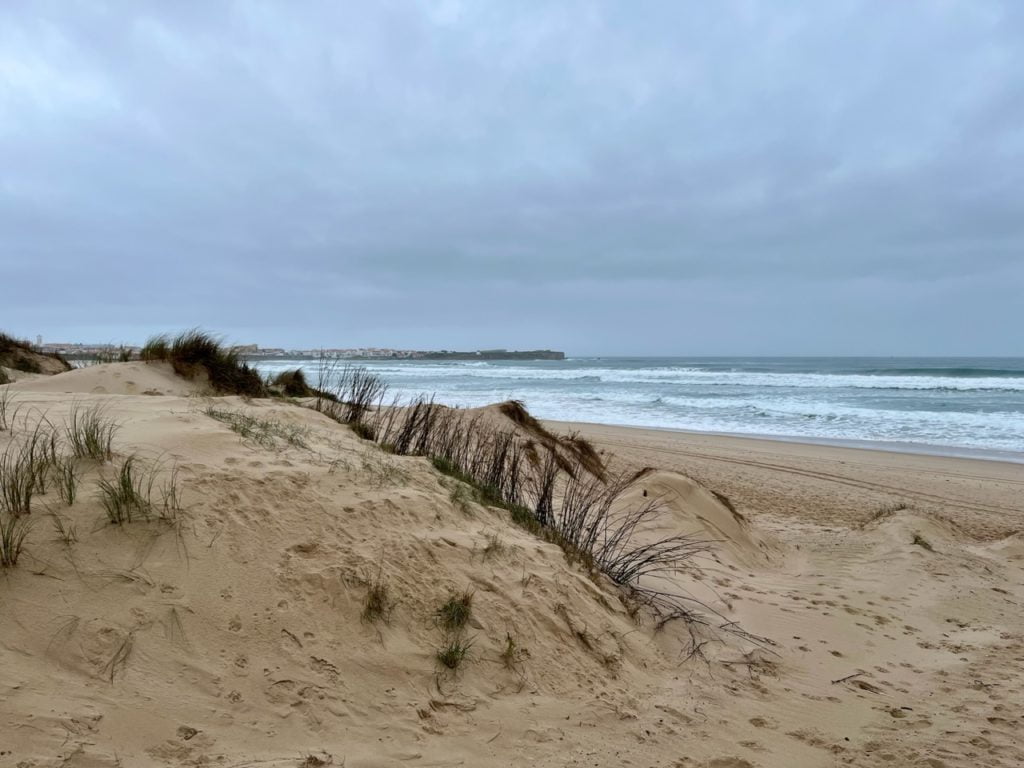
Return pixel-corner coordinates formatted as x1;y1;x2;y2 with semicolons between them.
361;569;395;624
436;634;473;670
97;456;183;525
0;509;31;567
436;590;474;632
97;456;154;525
65;404;118;462
51;510;78;546
56;457;79;506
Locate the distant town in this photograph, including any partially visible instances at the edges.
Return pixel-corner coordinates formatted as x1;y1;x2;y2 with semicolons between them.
29;338;565;362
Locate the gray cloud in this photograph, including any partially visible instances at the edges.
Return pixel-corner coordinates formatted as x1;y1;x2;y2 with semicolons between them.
2;1;1022;354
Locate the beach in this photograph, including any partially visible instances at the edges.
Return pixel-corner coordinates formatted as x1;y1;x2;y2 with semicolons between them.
2;359;1023;767
548;420;1024;538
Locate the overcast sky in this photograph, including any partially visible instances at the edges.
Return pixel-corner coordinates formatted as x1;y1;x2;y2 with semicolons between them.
2;1;1022;355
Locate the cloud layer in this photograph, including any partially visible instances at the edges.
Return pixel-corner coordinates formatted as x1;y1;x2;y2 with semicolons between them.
2;1;1022;353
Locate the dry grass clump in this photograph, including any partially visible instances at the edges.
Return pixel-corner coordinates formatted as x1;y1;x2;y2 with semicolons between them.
141;330;265;396
65;403;118;462
499;632;529;670
312;360;388;430
499;399;606;480
481;532;505;559
361;569;395;624
204;406;309;449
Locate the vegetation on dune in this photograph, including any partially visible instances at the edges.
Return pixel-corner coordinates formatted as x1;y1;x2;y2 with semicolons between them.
140;329;265;396
0;508;31;567
436;634;473;671
361;569;395;624
436;590;474;632
92;345;133;364
312;355;388;428
65;403;118;462
270;368;312;398
499;399;607;480
434;591;475;672
97;455;183;525
204;406;309;449
0;331;71;374
350;394;760;652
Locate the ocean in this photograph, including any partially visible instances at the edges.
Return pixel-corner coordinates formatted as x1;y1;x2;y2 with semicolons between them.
255;357;1024;458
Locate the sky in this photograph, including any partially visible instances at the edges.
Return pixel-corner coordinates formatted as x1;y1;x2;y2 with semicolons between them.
2;1;1022;356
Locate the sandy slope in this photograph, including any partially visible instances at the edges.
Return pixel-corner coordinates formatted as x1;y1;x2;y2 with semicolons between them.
551;420;1024;766
1;364;1022;767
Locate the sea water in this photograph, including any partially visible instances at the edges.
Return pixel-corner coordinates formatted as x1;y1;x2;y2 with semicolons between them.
256;357;1024;457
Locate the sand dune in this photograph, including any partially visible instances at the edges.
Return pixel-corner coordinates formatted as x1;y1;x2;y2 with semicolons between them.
1;366;1022;766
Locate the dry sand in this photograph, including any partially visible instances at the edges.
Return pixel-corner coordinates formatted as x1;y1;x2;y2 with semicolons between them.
2;363;1022;767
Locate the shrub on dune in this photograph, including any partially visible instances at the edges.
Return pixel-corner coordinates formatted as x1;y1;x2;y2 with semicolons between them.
271;369;312;398
140;329;266;397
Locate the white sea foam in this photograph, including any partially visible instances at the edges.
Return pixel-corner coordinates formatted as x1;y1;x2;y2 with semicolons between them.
255;358;1024;453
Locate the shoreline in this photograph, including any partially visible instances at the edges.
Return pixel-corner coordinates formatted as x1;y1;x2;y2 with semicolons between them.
547;418;1024;466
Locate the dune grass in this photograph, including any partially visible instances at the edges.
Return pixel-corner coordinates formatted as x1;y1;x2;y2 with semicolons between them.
361;569;395;624
436;590;474;632
204;406;309;449
0;445;37;517
55;457;79;506
97;455;183;525
313;363;388;430
65;403;118;462
141;330;265;396
434;590;475;671
0;509;31;567
364;396;744;649
436;634;473;670
97;456;155;525
51;510;78;547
